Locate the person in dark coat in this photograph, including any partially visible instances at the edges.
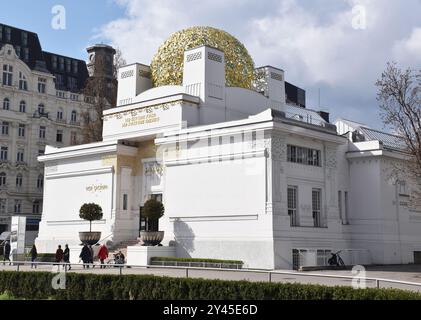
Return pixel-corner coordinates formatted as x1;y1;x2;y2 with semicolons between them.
88;245;95;268
63;244;71;271
79;244;91;269
55;245;64;264
30;244;38;269
3;241;11;265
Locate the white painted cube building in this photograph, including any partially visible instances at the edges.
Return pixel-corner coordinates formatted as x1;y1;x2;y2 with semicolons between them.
35;27;421;270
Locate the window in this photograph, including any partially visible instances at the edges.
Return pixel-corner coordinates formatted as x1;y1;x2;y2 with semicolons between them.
0;172;6;186
19;72;28;90
32;201;41;214
16;149;24;162
39;126;46;139
19;100;26;113
1;121;9;135
312;189;323;227
0;147;8;161
338;191;342;221
2;98;9;110
70;110;77;123
16;174;23;188
14;200;22;214
59;57;64;71
57;109;63;121
21;32;28;46
18;124;25;138
344;192;349;225
2;64;13;86
2;98;10;110
5;28;11;42
288;186;299;227
38;78;46;93
287;145;321;167
56;130;63;143
123;194;128;211
66;59;71;72
72;61;78;74
52;56;57;69
38;103;45;114
55;74;65;88
0;199;6;214
70;132;77;145
68;76;77;91
37;175;44;189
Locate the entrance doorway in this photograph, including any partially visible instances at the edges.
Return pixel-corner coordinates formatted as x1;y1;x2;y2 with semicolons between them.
414;252;421;264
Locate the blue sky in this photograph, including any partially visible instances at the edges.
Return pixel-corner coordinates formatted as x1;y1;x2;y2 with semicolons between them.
0;0;123;59
1;0;420;129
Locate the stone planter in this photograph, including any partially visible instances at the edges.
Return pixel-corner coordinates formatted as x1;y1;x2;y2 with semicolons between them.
79;231;101;245
139;231;164;246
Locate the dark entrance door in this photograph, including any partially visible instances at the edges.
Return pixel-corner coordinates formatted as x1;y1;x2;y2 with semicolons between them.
414;252;421;264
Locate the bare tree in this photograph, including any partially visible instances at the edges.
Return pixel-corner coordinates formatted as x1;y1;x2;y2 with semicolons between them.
376;62;421;205
81;48;126;143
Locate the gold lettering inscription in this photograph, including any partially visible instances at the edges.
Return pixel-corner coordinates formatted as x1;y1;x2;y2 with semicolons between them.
122;112;160;128
86;184;109;193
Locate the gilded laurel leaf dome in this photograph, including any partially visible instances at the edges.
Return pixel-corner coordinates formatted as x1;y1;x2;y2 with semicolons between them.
150;26;255;89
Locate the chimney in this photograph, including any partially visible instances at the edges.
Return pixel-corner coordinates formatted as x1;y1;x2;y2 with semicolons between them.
116;63;152;107
182;45;225;106
254;66;286;111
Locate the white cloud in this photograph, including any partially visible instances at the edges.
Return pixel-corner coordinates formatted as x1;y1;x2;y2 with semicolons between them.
393;28;421;65
97;0;421;128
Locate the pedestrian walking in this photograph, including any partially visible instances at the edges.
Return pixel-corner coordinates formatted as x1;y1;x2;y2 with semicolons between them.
3;241;10;265
79;244;91;269
30;244;38;269
88;245;95;268
97;243;109;269
63;244;71;271
55;245;64;270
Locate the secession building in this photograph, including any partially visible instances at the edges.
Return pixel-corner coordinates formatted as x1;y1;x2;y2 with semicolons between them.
35;27;421;270
0;23;115;242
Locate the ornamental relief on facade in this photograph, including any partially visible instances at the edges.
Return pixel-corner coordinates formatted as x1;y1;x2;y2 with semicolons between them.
325;145;337;170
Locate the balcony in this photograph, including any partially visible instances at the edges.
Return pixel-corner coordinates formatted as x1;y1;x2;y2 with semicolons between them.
33;112;50;119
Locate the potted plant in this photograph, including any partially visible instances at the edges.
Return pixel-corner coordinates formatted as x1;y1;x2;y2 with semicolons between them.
79;203;103;245
139;198;165;246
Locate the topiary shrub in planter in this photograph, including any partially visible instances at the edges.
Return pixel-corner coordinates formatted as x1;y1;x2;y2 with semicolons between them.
79;203;103;245
139;198;165;246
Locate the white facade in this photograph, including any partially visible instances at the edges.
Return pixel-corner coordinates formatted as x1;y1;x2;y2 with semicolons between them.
35;44;421;270
0;43;92;241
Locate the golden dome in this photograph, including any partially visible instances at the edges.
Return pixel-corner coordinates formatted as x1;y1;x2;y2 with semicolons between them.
150;26;255;89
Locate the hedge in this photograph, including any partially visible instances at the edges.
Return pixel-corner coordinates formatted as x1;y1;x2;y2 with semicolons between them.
151;257;244;265
0;271;420;300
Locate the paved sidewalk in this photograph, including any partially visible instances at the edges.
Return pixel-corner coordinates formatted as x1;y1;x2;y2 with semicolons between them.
1;263;420;292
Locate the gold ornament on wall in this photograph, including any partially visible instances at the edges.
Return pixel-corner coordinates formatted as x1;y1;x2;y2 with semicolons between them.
150;26;255;89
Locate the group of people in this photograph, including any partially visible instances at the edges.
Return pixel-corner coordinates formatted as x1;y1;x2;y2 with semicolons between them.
3;241;125;269
55;243;124;269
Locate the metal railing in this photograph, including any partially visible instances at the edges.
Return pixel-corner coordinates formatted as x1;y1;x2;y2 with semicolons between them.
1;260;421;293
